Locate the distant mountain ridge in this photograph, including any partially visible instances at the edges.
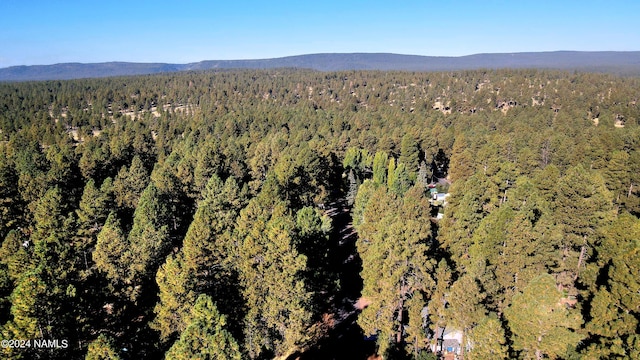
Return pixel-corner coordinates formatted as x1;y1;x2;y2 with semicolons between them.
2;51;640;81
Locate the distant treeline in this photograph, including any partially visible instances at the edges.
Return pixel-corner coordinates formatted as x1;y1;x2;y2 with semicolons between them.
2;51;640;81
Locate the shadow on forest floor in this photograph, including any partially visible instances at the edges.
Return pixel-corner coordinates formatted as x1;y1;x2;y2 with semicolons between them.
291;199;377;360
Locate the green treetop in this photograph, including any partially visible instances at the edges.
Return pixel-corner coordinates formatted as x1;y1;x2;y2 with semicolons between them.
505;274;584;360
165;294;242;360
85;334;121;360
400;133;420;180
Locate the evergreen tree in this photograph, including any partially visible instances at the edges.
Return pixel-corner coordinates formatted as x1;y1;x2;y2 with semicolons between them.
448;135;474;184
467;315;508;360
467;182;561;312
603;150;630;207
352;179;376;229
165;295;241;360
78;137;111;181
387;157;397;190
75;178;113;273
0;156;23;241
85;334;121;360
2;65;640;360
626;150;640;215
428;260;453;341
356;185;433;355
417;160;432;187
44;140;82;201
181;176;245;286
112;155;149;210
22;187;79;342
235;182;312;358
400;133;420;180
404;292;428;359
390;161;411;197
1;271;45;340
439;172;499;270
372;150;389;186
346;169;358;206
343;147;370;180
0;230;31;281
505;274;584;360
295;206;334;302
154;175;245;340
93;212;128;285
154;254;193;340
583;213;640;358
445;275;486;358
555;164;614;289
13;139;49;215
532;164;560;206
124;182;170;296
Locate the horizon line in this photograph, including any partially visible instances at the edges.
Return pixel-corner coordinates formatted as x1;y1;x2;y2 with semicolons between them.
3;50;640;70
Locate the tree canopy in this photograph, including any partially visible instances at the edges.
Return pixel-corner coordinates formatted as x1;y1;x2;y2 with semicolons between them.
0;68;638;359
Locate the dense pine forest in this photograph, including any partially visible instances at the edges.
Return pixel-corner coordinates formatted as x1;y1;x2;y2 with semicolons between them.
0;68;639;359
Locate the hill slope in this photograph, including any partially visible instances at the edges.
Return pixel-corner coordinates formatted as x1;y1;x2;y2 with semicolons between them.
1;51;639;81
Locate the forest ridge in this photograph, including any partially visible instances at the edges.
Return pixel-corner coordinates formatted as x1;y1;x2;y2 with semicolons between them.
2;51;640;81
0;68;639;359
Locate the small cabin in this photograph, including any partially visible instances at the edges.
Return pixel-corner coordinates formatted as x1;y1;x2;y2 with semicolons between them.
431;328;465;358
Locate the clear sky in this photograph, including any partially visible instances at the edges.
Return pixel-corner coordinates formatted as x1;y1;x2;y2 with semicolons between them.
1;0;638;68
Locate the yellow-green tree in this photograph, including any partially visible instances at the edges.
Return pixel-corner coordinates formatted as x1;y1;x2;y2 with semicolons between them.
555;164;613;289
583;213;640;358
112;155;149;210
154;175;245;340
75;178;113;273
505;274;583;359
355;185;433;356
93;212;128;284
446;275;486;358
467;315;508;360
235;180;312;358
165;295;241;360
85;334;121;360
400;134;420;180
372;150;389;186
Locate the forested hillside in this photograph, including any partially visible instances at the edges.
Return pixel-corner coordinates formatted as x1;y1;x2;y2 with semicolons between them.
2;51;640;81
0;69;639;359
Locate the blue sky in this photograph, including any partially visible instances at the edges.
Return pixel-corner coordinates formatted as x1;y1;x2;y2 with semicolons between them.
1;0;638;68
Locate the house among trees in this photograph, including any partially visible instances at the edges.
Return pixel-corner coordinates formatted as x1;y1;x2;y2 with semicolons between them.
431;327;465;359
428;184;449;205
435;193;450;203
430;191;450;206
